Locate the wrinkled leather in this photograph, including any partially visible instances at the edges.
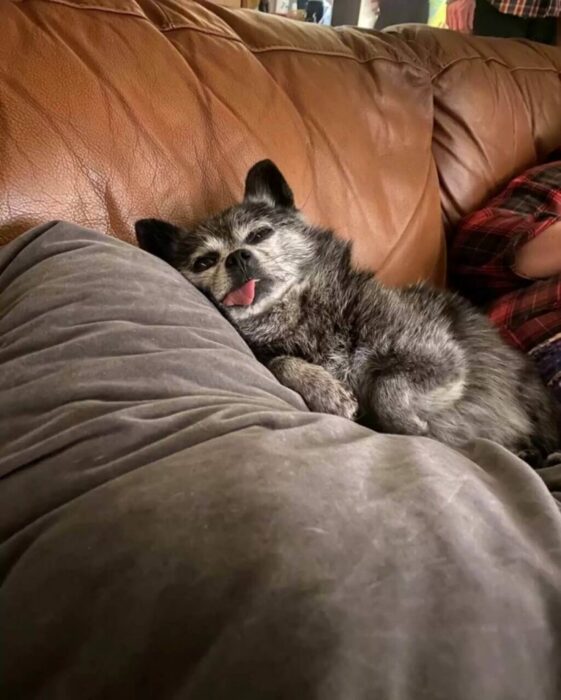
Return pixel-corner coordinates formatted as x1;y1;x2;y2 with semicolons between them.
395;25;561;235
0;1;560;284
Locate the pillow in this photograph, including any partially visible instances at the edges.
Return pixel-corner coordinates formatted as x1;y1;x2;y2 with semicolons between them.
1;221;560;699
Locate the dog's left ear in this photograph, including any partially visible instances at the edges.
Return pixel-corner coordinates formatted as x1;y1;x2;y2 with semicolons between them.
244;160;295;209
135;218;183;265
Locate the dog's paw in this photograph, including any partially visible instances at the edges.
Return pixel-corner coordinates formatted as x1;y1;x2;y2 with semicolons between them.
269;356;359;420
305;384;359;420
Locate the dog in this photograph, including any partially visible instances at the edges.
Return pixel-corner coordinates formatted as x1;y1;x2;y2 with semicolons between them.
135;159;559;463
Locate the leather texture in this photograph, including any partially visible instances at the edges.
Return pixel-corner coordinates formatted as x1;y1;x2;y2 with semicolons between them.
395;25;561;232
0;0;560;284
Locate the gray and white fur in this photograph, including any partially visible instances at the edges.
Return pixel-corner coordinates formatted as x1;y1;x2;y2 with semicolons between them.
135;160;559;463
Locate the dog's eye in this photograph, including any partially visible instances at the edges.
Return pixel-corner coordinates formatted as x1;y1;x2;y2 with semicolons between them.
192;253;218;273
246;226;273;245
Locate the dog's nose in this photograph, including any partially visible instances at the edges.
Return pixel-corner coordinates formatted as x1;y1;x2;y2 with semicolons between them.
226;249;253;269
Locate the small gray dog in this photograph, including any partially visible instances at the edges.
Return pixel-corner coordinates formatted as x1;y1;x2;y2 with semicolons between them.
136;160;559;463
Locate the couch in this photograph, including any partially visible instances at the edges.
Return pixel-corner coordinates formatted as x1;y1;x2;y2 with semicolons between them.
1;1;561;698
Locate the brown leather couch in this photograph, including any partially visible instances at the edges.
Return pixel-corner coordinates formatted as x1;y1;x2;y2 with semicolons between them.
2;0;560;287
2;3;561;698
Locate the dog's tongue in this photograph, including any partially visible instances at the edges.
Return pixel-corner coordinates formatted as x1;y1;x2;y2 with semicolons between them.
223;279;256;307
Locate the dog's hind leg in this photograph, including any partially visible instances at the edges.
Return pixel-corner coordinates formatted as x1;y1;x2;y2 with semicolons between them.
366;372;431;436
361;344;467;438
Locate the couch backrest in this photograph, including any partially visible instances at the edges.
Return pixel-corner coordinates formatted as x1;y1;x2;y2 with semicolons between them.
396;25;561;234
1;0;560;286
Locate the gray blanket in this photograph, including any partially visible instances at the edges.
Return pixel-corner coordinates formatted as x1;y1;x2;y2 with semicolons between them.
1;222;560;699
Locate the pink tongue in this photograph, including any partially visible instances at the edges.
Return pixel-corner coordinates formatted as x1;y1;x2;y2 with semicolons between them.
223;279;256;307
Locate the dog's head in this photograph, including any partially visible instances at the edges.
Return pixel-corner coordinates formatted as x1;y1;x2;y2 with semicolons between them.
135;160;313;319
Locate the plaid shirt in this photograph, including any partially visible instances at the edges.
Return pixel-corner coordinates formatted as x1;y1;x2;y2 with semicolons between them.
450;160;561;397
488;0;561;18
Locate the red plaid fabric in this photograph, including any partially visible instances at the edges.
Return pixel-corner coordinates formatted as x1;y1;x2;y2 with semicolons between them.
488;0;561;18
450;161;561;397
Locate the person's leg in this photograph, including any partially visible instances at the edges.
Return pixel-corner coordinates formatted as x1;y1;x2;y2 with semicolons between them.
473;0;529;38
306;0;324;22
376;0;428;29
410;0;430;23
527;16;557;45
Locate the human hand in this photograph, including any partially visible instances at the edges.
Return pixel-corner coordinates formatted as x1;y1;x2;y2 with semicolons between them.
446;0;476;33
514;220;561;279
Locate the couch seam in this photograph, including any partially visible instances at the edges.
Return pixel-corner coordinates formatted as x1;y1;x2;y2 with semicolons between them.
22;0;561;79
30;0;146;19
24;0;428;73
432;55;561;82
161;23;243;41
162;25;429;72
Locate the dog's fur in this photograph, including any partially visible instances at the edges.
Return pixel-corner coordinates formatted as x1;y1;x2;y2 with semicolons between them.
135;160;559;462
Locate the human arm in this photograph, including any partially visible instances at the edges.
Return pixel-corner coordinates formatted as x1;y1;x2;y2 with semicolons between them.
446;0;475;32
514;221;561;279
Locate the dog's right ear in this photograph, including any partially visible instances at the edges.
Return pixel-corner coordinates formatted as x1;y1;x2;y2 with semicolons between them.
244;160;295;209
135;218;182;264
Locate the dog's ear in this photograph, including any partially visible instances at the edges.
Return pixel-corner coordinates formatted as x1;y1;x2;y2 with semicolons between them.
135;218;183;264
244;160;295;209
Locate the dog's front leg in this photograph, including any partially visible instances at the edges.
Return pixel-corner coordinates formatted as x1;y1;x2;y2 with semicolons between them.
269;356;358;420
